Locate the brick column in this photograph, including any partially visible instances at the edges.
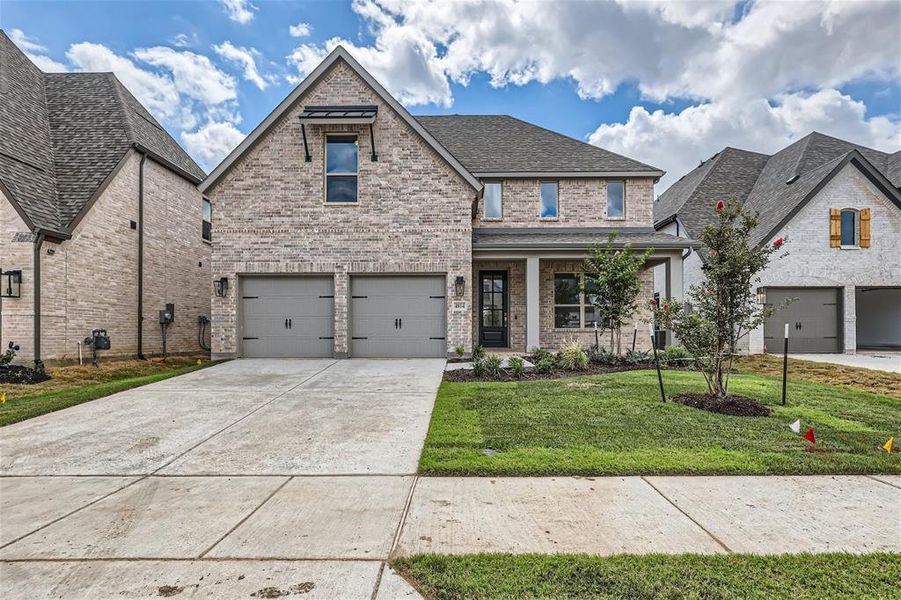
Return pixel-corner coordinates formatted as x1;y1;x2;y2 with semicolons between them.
843;285;856;354
334;268;349;358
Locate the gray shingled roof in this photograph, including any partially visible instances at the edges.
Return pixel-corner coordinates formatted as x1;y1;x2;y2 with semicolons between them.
0;30;204;235
416;115;663;176
473;227;695;250
655;132;901;247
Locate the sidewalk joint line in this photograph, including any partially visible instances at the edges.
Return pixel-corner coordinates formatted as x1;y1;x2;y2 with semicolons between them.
370;562;387;600
198;476;294;558
388;475;419;559
865;474;901;490
641;476;733;554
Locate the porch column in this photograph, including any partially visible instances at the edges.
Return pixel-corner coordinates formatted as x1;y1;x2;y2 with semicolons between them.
665;253;683;301
843;285;856;354
526;256;540;350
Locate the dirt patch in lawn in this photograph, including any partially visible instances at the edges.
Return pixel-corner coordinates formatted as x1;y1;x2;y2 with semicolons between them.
443;362;658;382
735;355;901;399
673;393;772;417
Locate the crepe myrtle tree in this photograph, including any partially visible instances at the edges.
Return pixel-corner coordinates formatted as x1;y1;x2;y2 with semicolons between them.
583;232;654;355
652;200;788;398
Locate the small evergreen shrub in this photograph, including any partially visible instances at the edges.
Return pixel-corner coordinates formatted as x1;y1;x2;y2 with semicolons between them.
589;346;617;366
507;355;525;377
454;345;466;358
624;349;651;365
531;347;553;363
483;354;503;378
535;355;556;373
471;345;486;361
660;345;692;368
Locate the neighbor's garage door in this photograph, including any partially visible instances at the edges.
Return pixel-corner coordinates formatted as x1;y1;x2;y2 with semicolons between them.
241;276;334;357
764;287;840;353
350;275;447;358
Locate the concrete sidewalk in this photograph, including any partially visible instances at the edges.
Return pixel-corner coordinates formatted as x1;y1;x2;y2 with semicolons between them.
395;475;901;556
789;351;901;373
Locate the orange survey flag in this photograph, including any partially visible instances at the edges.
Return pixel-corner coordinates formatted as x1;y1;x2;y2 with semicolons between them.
803;428;816;445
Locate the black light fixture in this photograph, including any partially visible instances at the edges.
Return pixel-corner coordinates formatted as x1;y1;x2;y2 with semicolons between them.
454;275;465;297
1;270;22;298
756;287;767;305
214;276;229;298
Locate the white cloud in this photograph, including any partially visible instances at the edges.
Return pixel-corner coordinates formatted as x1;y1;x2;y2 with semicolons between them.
213;41;268;90
8;28;69;72
289;22;313;38
220;0;256;24
181;121;246;170
588;89;901;192
133;46;237;105
171;33;198;48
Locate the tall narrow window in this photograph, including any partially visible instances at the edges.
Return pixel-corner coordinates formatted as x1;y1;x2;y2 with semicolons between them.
606;181;625;218
540;181;558;219
484;182;502;219
840;209;857;246
325;134;358;203
202;198;212;242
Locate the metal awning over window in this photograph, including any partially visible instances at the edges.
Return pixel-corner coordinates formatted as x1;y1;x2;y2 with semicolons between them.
298;105;379;162
299;105;377;125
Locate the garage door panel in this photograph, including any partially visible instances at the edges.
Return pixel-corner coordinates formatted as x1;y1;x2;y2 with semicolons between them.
241;276;334;358
351;276;447;358
764;288;840;353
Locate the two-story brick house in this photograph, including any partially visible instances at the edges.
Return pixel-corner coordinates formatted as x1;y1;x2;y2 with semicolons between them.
0;31;211;364
202;46;691;359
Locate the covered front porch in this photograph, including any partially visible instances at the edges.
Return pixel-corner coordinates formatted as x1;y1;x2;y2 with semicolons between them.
471;228;692;352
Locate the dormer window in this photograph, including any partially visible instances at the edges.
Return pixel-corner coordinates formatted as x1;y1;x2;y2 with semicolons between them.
325;134;358;203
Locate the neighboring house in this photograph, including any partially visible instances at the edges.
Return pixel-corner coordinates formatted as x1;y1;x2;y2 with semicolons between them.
201;46;691;359
654;132;901;354
0;31;211;364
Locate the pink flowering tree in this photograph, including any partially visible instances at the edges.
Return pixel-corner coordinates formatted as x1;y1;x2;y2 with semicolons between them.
652;201;789;398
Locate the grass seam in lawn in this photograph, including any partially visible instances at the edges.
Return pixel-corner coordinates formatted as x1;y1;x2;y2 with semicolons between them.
640;476;732;553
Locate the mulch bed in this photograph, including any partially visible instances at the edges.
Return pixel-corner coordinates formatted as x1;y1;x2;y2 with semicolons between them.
443;361;658;382
0;365;51;385
672;393;772;417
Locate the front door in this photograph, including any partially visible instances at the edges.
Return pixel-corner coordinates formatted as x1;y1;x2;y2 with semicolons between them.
479;271;508;347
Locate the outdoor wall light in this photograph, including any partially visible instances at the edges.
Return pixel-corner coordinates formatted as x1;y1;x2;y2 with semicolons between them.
756;287;767;305
454;276;465;297
1;270;22;298
214;276;229;298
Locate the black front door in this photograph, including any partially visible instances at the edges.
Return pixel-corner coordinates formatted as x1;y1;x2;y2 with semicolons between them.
479;271;508;347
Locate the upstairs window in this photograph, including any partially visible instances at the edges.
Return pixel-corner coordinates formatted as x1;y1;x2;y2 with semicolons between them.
606;181;625;219
484;182;503;219
325;134;358;203
202;198;212;242
540;181;558;219
840;208;857;246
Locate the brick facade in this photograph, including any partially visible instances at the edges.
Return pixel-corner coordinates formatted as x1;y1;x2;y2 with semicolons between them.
207;59;476;358
0;153;211;363
0;192;35;359
473;177;654;228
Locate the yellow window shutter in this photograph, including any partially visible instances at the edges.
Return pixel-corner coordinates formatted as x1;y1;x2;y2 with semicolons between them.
859;208;871;248
829;208;841;247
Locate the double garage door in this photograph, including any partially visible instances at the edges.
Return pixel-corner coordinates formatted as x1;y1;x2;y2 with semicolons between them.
241;275;446;358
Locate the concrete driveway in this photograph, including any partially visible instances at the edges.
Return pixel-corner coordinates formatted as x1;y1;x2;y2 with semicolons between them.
790;351;901;373
0;358;441;599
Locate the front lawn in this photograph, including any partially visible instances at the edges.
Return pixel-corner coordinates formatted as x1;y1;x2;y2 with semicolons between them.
420;370;900;475
393;553;901;600
1;356;217;426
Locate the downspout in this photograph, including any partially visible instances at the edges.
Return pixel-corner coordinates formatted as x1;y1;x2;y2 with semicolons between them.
137;152;147;359
33;230;45;367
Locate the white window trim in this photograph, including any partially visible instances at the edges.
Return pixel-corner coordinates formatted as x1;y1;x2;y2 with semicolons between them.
483;181;503;220
553;272;599;330
539;180;559;221
324;133;360;205
606;180;626;220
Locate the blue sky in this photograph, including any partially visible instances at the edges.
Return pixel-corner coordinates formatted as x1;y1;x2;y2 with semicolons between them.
3;0;899;191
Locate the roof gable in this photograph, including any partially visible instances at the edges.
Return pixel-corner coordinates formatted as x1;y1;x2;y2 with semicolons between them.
201;46;481;193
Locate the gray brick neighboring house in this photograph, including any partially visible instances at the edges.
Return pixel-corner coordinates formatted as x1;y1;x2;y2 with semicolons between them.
202;46;691;359
0;31;211;364
653;133;901;354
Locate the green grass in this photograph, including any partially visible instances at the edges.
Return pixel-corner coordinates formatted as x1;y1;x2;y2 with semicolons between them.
1;361;216;426
393;553;901;600
419;370;900;475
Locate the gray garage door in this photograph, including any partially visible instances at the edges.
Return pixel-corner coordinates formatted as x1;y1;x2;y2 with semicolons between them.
241;276;334;357
764;287;840;353
351;275;447;358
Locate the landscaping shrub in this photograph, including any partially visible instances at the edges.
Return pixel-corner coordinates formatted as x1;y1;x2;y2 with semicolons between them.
471;345;486;361
535;355;556;373
454;345;465;358
507;355;525;378
482;354;503;378
531;347;553;363
557;340;589;371
660;345;692;368
588;346;618;366
472;358;487;377
624;349;651;365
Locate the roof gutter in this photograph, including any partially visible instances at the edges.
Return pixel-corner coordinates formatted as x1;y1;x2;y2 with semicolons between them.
473;170;666;179
32;230;45;367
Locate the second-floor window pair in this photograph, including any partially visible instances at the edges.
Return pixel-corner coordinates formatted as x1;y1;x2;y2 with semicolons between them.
482;181;625;220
